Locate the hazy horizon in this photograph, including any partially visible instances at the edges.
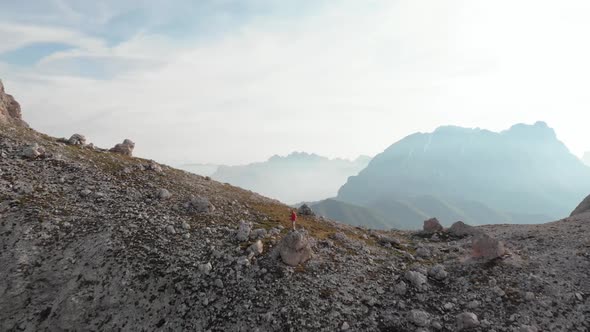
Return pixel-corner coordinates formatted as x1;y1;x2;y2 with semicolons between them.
2;1;590;165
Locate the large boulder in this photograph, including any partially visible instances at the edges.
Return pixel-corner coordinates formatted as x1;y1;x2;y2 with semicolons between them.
22;143;45;159
276;230;313;266
0;80;27;127
67;134;87;146
423;218;443;233
448;221;481;237
472;235;506;261
109;139;135;156
570;194;590;216
298;204;315;216
456;312;479;330
186;196;215;214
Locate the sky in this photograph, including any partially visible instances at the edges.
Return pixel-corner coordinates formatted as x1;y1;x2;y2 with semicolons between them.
1;0;590;165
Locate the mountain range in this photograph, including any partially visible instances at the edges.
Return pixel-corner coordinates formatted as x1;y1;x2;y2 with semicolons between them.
211;152;371;204
309;122;590;229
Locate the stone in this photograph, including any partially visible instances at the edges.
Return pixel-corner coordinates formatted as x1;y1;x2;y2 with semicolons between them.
520;325;538;332
181;221;191;230
297;204;315;216
199;262;212;274
214;279;224;288
416;246;431;258
428;264;448;280
236;220;252;242
249;228;267;240
394;281;407;295
341;322;350;331
22;143;44;159
166;225;176;234
67;134;86;146
187;196;215;214
423;218;443;233
147;160;163;173
249;240;263;255
472;235;506;261
408;309;430;327
109;139;135;156
448;221;481;237
277;230;313;267
405;271;427;289
456;312;479;330
157;188;172;200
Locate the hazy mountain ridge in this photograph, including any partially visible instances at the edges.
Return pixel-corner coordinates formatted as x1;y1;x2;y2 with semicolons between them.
212;152;371;204
335;121;590;228
309;199;394;229
176;163;220;177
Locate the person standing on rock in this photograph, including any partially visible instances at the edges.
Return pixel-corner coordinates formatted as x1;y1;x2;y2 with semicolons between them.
290;209;298;230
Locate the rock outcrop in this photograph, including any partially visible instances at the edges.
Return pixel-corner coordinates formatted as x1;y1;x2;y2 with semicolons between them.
423;217;443;233
570;194;590;216
109;139;135;156
0;80;27;127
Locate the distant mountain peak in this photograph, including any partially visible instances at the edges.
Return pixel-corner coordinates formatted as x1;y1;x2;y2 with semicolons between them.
504;121;556;140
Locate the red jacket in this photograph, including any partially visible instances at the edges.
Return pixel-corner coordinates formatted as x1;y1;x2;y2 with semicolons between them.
290;211;297;222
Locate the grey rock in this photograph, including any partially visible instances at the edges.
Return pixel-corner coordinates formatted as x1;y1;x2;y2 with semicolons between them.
428;264;448;280
109;139;135;156
448;221;481;237
298;204;315;216
250;228;267;240
394;281;407;295
157;188;172;200
199;262;212;274
456;312;479;330
276;230;313;267
147;160;163;173
472;235;506;261
187;196;215;214
249;240;263;255
405;271;427;289
22;143;44;159
67;134;86;146
408;309;430;327
416;246;431;258
236;220;252;242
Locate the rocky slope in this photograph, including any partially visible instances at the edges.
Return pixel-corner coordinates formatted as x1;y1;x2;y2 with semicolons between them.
0;84;588;331
337;122;590;228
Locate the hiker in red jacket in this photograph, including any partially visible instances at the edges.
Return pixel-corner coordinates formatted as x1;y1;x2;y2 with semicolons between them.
290;210;297;230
